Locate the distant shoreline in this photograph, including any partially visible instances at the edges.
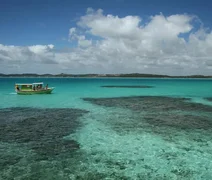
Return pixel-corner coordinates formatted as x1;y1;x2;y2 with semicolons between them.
0;73;212;78
0;73;212;79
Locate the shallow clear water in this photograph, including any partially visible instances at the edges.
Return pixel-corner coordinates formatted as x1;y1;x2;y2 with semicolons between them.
0;77;212;179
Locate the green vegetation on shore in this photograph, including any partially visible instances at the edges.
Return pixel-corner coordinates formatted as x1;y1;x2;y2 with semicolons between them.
0;73;211;78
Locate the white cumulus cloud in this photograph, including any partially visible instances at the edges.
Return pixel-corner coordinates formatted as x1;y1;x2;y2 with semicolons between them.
28;44;54;54
0;8;212;75
69;27;92;47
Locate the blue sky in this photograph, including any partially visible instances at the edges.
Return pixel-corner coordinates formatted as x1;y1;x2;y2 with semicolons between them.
0;0;212;75
0;0;211;47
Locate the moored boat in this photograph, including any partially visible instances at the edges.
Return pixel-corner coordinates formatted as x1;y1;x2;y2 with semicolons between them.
15;82;54;95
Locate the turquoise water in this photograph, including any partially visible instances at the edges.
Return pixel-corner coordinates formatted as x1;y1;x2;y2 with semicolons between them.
1;78;212;108
0;77;212;179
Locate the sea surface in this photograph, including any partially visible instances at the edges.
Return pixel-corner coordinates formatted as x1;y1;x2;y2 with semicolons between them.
0;77;212;179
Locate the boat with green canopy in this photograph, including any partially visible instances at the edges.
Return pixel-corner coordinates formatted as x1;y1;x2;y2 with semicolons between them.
15;82;54;95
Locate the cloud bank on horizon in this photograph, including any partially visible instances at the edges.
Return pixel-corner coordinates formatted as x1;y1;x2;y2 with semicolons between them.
0;8;212;75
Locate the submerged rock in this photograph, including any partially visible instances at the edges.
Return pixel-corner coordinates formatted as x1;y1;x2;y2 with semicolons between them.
0;107;88;159
101;85;154;88
83;96;212;112
205;97;212;102
83;96;212;131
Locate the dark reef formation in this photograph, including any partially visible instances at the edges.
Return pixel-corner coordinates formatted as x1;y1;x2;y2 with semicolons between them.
205;97;212;102
83;96;212;131
0;107;88;160
101;85;154;88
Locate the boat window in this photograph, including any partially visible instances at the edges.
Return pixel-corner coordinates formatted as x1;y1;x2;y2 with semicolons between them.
21;85;32;90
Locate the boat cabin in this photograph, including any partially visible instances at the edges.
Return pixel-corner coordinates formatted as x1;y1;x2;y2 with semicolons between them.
15;82;53;95
15;82;44;91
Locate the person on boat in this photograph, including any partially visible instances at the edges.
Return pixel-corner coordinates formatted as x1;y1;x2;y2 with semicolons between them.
33;86;35;91
45;84;48;89
16;85;20;91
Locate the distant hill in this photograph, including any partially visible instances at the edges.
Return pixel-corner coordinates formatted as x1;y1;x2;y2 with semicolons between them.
0;73;211;78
